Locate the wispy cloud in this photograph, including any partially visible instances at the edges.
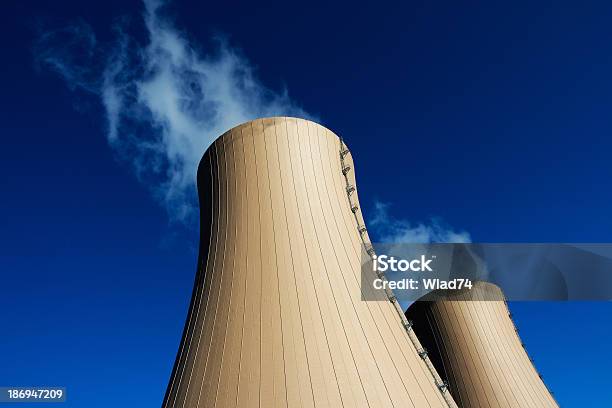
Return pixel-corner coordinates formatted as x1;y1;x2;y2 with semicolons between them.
369;201;471;243
35;0;310;224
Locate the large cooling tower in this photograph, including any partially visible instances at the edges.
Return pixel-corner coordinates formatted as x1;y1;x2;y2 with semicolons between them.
406;282;558;408
162;117;457;408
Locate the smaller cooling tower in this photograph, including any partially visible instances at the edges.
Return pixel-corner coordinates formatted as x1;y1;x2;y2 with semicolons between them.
406;282;558;408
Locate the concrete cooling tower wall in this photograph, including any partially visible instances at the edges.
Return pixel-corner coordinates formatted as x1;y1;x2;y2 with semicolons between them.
406;282;558;408
162;117;456;408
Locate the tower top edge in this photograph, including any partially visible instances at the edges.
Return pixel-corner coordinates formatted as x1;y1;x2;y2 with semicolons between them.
197;116;353;175
223;116;332;134
212;116;350;151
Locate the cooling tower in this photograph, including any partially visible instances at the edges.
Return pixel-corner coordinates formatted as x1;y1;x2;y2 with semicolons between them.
406;282;558;408
162;117;457;408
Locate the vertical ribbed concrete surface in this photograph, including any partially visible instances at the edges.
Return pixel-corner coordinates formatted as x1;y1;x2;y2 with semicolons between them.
406;282;558;408
162;117;453;408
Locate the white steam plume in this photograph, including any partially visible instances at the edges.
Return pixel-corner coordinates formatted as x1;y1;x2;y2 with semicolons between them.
369;201;471;243
35;0;311;223
369;202;472;310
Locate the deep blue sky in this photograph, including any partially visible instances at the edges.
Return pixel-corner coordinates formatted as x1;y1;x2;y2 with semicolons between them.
1;1;612;406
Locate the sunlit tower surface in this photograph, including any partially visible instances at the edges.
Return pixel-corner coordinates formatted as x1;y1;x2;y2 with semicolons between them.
162;117;556;408
162;117;454;408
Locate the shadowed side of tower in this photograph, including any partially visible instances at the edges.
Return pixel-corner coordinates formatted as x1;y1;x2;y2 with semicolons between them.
162;117;455;408
406;282;558;408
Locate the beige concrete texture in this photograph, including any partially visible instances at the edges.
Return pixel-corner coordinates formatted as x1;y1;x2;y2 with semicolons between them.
162;117;455;408
406;282;558;408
